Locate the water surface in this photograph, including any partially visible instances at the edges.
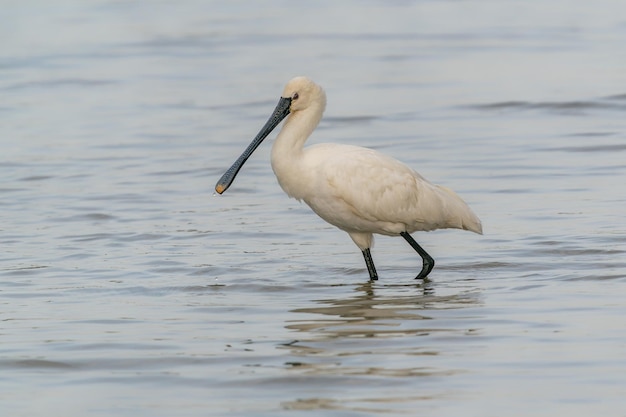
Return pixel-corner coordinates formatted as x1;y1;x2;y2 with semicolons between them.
2;1;626;416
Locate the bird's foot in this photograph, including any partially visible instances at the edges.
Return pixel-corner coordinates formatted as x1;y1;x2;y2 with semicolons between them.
415;258;435;280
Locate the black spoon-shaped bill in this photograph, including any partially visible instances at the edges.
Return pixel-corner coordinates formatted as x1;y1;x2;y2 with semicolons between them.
215;96;292;194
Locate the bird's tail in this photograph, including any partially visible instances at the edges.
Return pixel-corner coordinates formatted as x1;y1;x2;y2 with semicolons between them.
437;185;483;235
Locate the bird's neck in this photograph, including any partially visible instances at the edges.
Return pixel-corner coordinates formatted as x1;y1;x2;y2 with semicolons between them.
270;104;323;198
277;104;322;150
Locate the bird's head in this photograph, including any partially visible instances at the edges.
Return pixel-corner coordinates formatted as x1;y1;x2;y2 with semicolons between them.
282;76;327;113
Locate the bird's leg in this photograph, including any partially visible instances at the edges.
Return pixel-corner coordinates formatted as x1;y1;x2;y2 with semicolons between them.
362;248;378;281
400;232;435;279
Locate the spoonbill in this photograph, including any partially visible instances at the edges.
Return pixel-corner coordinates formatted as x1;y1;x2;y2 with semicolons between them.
215;77;482;281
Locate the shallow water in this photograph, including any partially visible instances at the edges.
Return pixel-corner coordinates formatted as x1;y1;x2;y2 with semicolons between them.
2;1;626;416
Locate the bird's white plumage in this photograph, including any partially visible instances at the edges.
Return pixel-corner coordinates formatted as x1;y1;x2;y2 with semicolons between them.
270;76;482;251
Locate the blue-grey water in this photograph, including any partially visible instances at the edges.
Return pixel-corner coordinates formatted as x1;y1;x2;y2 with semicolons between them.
2;1;626;416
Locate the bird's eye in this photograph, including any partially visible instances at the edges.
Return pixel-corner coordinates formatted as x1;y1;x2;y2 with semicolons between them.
292;92;299;100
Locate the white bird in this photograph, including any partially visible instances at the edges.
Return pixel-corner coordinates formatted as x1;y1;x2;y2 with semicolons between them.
215;77;482;280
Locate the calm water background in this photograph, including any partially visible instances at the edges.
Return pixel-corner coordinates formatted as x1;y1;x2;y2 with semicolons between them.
2;1;626;416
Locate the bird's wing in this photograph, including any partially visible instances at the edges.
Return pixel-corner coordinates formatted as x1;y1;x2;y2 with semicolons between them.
302;144;442;231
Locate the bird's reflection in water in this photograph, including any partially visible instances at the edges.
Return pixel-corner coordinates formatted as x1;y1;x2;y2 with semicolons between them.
286;280;478;338
281;279;481;367
279;280;481;412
